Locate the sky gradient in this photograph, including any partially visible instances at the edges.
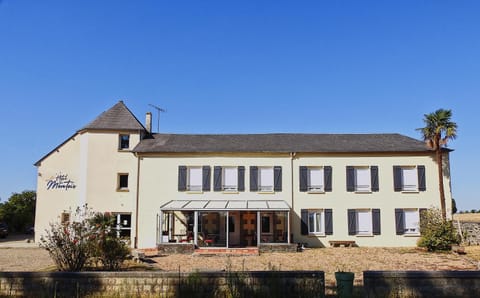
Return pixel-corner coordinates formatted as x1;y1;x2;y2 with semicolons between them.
0;1;479;210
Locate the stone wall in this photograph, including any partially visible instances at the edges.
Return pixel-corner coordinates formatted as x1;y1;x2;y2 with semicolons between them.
364;271;480;298
0;271;325;297
458;222;480;245
157;243;195;254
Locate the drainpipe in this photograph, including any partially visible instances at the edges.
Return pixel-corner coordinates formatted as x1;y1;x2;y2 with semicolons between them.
289;152;296;244
134;153;141;248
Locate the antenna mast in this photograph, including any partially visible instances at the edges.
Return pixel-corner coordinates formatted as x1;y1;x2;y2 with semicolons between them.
148;104;166;133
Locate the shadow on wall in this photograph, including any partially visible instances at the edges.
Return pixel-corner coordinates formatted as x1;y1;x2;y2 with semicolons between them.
291;211;327;248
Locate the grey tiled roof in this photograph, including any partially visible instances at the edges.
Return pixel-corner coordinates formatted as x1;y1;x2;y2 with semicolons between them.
81;101;145;131
134;133;431;153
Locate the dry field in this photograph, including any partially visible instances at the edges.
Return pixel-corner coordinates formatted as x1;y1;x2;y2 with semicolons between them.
454;212;480;222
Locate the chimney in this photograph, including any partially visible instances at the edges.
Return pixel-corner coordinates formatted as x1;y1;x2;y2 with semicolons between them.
146;112;152;133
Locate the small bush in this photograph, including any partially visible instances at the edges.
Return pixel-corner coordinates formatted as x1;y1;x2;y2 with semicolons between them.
417;208;460;252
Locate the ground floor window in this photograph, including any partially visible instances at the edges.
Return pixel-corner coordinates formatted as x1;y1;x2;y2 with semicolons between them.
112;213;131;240
395;208;422;235
259;211;288;243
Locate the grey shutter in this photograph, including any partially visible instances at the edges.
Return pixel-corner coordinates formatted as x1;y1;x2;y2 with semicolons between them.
346;166;355;192
301;209;308;235
178;166;187;191
348;209;356;235
372;209;381;235
371;166;379;192
324;166;332;192
395;209;405;235
274;166;282;191
202;166;210;191
250;166;258;191
325;209;333;235
299;166;308;192
213;166;222;191
418;165;426;191
393;166;402;192
419;208;427;234
238;166;245;191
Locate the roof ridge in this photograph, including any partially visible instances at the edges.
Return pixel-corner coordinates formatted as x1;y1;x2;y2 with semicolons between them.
81;101;146;131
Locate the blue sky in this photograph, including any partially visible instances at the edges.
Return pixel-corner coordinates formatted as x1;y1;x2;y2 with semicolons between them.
0;1;478;210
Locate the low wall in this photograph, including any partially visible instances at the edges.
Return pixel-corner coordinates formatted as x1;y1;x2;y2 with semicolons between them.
157;243;195;254
458;222;480;245
0;271;325;297
259;243;297;253
364;271;480;298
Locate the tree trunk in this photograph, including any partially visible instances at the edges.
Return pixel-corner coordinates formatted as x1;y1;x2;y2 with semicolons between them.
436;147;447;220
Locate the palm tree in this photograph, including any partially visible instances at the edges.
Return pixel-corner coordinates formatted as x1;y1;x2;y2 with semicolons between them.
417;109;457;220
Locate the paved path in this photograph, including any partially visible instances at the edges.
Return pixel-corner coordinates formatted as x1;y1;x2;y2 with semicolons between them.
0;233;37;248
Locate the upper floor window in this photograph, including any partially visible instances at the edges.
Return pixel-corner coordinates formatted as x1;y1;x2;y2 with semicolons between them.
250;166;282;192
348;209;381;236
178;166;211;192
299;166;332;192
119;134;130;150
346;166;379;192
60;212;70;225
213;166;245;192
117;173;129;191
393;165;426;192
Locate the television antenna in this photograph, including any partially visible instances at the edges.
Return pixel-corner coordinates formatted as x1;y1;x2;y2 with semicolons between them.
148;104;166;133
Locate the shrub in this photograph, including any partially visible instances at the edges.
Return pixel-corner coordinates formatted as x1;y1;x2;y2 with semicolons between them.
39;205;95;271
40;205;130;271
417;208;460;252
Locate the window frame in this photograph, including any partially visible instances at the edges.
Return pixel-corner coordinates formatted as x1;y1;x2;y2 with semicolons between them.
258;166;274;192
187;166;203;192
222;166;238;192
118;134;130;150
403;209;420;235
401;166;419;192
308;209;325;235
354;167;371;193
307;167;325;193
117;173;129;191
356;209;373;235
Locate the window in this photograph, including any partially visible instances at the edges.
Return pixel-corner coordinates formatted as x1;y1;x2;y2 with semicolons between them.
395;209;422;235
187;167;202;191
261;214;271;233
299;166;332;192
113;213;131;239
259;167;274;192
117;173;129;191
308;210;325;234
178;166;211;192
346;166;379;192
61;212;70;224
223;167;238;191
393;165;426;192
119;134;130;150
250;166;282;192
301;209;333;235
348;209;381;236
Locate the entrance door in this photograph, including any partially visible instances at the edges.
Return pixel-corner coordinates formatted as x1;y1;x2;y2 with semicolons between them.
228;212;240;247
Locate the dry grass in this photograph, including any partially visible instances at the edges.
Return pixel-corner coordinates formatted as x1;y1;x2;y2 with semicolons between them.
465;246;480;262
454;213;480;222
151;247;478;289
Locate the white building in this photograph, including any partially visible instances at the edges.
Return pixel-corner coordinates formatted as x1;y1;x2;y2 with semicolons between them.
34;101;453;249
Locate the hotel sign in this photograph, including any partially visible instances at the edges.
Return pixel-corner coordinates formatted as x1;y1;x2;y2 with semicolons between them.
46;173;76;191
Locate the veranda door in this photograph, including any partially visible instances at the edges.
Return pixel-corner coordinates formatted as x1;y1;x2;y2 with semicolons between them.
228;212;240;247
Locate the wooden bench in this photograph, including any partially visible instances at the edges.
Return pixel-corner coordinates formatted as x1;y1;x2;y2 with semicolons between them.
329;240;356;247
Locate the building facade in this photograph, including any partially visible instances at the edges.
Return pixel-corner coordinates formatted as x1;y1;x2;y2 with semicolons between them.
34;101;453;249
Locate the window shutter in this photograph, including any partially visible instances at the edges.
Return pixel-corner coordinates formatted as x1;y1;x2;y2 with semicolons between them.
393;166;402;192
372;209;381;235
238;166;245;191
346;166;355;192
418;165;426;191
250;166;258;191
395;208;405;235
299;166;308;192
371;166;379;192
178;166;187;191
419;208;427;234
202;166;210;191
213;166;222;191
274;166;282;191
325;209;333;235
324;166;332;192
348;209;356;235
301;209;308;235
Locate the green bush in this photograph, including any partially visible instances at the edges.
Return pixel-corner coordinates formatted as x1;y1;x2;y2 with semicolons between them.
40;205;130;271
417;208;460;252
